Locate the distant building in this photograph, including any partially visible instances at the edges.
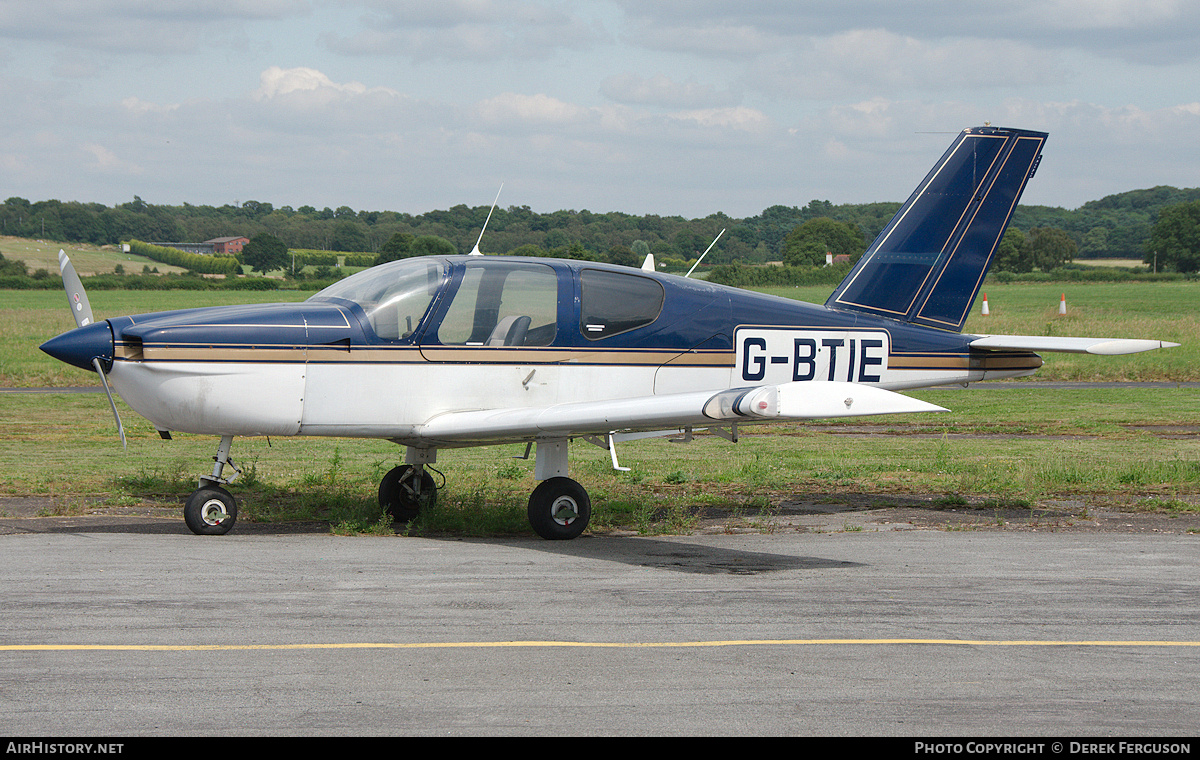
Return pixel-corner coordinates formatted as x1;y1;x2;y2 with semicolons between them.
206;236;249;255
150;236;249;256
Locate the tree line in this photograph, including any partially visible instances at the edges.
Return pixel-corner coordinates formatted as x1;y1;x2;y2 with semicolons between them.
3;185;1198;270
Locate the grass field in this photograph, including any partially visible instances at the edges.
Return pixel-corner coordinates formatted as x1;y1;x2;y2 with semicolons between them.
3;280;1195;386
0;236;189;276
1;276;1195;536
0;386;1196;535
758;281;1198;381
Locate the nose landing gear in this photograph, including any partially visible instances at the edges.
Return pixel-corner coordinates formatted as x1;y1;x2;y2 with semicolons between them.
183;435;241;536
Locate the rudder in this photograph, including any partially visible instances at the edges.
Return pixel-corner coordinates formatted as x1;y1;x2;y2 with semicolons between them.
826;126;1048;332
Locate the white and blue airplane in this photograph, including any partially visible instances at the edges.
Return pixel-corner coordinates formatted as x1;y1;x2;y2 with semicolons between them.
40;126;1177;539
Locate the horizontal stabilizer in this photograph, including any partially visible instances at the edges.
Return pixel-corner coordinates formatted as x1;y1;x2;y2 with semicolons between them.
970;335;1180;355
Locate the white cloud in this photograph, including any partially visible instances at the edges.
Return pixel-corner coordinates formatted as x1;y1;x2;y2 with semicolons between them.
600;73;741;109
2;1;1199;218
254;66;398;100
476;92;591;125
321;0;607;61
121;97;180;115
82;142;142;175
669;106;771;133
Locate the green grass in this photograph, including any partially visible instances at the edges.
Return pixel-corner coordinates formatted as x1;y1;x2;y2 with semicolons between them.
755;281;1198;381
2;276;1197;535
1;386;1195;535
0;237;189;276
4;280;1195;386
0;289;314;386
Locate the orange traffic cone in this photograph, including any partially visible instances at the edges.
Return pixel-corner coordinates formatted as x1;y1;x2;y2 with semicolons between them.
1058;293;1066;316
981;293;989;316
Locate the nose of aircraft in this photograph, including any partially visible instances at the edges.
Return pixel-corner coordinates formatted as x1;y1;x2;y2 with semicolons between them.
40;320;115;372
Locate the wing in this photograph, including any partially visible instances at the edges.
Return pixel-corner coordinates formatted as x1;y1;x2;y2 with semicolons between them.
415;381;945;445
969;335;1180;355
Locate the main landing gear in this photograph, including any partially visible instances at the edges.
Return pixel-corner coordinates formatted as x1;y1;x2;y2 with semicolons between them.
527;476;591;540
377;441;591;540
379;464;437;521
184;437;593;540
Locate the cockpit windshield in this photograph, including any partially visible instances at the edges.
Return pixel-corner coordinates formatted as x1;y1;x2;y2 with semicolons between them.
308;258;444;340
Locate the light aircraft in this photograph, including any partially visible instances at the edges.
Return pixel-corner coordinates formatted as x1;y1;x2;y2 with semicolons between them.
40;126;1178;539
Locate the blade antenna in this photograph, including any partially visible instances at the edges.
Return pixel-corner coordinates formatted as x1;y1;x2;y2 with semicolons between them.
468;184;503;256
685;228;725;278
59;250;125;449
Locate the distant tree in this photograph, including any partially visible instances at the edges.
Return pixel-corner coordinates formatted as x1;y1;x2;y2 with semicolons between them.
782;217;864;267
507;244;547;257
1079;226;1110;257
993;228;1031;273
0;252;28;277
330;220;369;252
241;233;288;275
375;232;415;265
607;245;638;267
1024;227;1076;271
409;235;458;257
1146;200;1200;273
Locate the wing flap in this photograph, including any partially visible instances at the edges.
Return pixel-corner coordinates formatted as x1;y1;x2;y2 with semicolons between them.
417;381;945;443
970;335;1179;355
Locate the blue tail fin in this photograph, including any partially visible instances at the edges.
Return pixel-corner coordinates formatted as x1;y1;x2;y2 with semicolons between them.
826;126;1047;332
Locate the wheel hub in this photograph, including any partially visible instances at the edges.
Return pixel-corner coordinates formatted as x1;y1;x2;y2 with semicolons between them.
550;496;579;525
200;499;229;526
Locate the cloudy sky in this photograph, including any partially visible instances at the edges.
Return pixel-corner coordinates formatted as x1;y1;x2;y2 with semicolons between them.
2;0;1198;219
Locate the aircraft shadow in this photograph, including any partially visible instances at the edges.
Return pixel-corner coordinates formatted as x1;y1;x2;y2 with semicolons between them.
433;534;864;575
2;515;863;575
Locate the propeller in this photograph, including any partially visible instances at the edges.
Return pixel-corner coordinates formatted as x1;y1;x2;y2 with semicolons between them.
57;250;125;448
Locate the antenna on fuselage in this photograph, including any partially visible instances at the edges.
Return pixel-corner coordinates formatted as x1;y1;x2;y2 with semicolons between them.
468;183;503;256
685;228;725;278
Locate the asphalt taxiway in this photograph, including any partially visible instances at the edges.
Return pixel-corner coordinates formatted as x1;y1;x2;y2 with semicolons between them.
1;526;1197;736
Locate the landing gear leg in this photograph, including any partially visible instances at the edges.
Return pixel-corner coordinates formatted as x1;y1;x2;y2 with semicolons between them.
184;435;240;535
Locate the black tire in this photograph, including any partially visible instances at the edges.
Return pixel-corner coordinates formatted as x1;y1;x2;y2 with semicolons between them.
184;485;238;535
379;465;437;522
527;477;590;540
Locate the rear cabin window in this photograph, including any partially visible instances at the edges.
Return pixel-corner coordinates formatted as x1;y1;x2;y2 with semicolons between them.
580;269;664;340
434;262;558;346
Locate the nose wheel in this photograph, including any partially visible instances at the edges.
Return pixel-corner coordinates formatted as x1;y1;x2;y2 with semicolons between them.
184;435;241;535
184;484;238;535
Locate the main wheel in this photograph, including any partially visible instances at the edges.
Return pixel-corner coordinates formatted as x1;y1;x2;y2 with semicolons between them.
379;465;437;522
184;485;238;535
527;477;590;540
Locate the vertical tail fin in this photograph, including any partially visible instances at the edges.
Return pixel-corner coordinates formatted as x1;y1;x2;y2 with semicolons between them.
826;126;1047;332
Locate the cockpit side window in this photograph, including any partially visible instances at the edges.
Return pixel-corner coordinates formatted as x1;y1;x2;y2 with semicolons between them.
308;258;443;341
434;262;558;346
580;269;664;340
